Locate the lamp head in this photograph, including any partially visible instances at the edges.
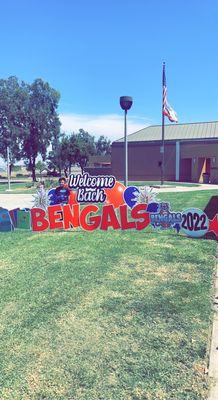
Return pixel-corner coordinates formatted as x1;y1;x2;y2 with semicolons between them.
120;96;133;111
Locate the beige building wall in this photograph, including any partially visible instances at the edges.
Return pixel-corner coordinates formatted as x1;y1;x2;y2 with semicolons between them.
180;142;218;183
112;140;218;183
112;142;176;181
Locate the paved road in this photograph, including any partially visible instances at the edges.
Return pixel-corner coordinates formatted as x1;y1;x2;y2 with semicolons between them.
0;184;218;209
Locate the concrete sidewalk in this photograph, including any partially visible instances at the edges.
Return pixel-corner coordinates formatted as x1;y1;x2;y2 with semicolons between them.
0;194;33;209
153;183;218;193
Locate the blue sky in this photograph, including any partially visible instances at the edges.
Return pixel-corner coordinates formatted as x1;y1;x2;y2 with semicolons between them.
1;0;218;139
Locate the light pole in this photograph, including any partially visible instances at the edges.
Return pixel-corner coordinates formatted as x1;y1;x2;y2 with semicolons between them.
120;96;133;187
7;146;11;191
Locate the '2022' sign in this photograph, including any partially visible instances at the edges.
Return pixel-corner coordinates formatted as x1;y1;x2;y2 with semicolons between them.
181;208;209;238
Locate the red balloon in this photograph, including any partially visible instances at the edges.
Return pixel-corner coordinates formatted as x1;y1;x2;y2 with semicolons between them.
104;181;126;209
68;190;78;206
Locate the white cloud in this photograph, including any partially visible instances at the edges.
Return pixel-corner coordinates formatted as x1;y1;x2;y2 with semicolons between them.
59;113;150;141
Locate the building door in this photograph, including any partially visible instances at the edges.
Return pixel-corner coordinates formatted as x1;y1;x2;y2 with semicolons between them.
197;157;211;182
180;158;192;182
206;158;211;174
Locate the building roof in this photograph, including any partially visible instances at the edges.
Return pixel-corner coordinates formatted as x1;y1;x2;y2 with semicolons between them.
115;121;218;143
87;155;111;166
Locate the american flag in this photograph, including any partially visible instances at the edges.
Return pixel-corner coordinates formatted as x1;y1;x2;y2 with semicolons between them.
162;63;178;123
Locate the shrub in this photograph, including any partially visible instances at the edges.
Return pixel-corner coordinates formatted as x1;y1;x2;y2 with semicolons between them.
25;183;34;189
13;165;22;172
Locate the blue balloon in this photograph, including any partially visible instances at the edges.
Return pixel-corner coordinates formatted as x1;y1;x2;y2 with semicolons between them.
124;186;140;208
48;188;57;205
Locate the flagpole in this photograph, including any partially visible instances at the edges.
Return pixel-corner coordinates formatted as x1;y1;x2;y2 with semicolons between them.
161;62;165;186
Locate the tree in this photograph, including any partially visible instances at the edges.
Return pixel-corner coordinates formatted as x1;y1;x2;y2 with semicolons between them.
75;129;96;173
59;134;78;177
47;143;63;176
48;129;109;177
22;79;61;181
35;160;47;179
0;76;61;181
48;133;78;177
0;76;28;173
96;135;111;155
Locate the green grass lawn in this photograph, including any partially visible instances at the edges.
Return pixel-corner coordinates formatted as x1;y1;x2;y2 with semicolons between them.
0;182;36;194
158;189;218;210
0;180;59;194
0;191;217;399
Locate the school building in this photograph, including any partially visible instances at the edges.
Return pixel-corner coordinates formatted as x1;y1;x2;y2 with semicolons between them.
111;121;218;183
